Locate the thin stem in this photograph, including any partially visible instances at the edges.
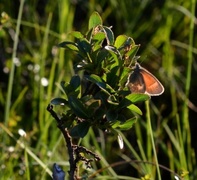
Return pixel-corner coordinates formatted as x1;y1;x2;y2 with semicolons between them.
89;159;182;179
47;104;100;180
46;104;77;180
145;100;161;180
4;0;25;126
182;0;196;173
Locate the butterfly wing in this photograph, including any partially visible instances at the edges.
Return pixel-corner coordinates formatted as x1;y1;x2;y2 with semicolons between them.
127;68;146;93
140;68;164;96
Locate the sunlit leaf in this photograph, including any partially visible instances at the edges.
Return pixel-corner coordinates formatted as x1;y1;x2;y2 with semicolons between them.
92;32;105;42
85;74;103;83
112;117;137;130
69;31;84;39
58;41;78;51
114;35;128;49
88;12;102;30
126;93;150;103
126;44;140;60
117;117;137;130
127;104;143;115
105;45;119;55
119;66;132;87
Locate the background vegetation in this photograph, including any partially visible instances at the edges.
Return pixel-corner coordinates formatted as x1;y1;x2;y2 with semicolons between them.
0;0;197;179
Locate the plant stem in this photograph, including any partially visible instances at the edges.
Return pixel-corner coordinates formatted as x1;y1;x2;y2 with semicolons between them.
182;0;196;173
4;0;25;126
47;105;77;180
145;100;161;180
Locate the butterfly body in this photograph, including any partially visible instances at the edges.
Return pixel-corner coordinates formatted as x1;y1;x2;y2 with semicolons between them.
126;63;164;96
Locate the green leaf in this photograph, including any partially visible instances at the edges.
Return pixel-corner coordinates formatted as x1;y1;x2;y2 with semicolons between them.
78;39;92;55
96;82;111;95
115;36;135;56
96;48;108;64
118;98;133;109
60;78;80;98
126;44;140;60
88;12;103;30
119;66;132;87
106;66;120;86
126;93;150;103
118;117;137;130
64;82;75;95
104;45;122;66
86;98;101;111
70;121;90;138
69;31;84;39
70;75;80;90
68;96;89;119
85;74;116;95
91;32;106;50
85;74;103;83
103;26;114;45
114;35;128;49
112;117;137;130
101;82;116;93
81;95;101;113
107;95;119;105
76;61;94;71
50;98;68;105
105;45;120;55
58;41;78;51
92;32;105;42
127;104;143;115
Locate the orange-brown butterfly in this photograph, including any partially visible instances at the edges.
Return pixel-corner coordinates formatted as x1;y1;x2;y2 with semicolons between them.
126;62;164;96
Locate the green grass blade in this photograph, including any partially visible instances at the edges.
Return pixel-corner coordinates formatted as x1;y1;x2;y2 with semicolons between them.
182;0;196;175
145;100;161;180
4;0;25;127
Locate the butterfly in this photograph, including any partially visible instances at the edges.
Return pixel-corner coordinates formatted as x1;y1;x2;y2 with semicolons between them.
126;62;164;96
